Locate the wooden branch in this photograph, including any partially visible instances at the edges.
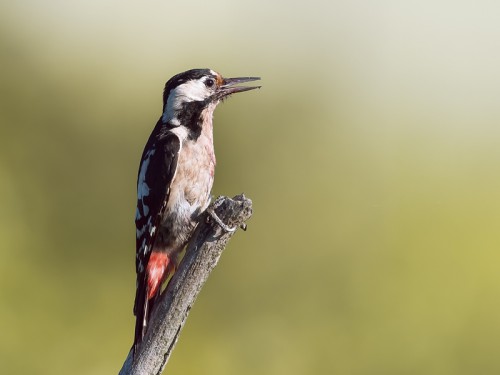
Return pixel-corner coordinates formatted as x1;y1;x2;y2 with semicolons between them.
119;194;253;375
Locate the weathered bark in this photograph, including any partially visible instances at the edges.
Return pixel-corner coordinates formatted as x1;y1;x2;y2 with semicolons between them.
119;194;253;375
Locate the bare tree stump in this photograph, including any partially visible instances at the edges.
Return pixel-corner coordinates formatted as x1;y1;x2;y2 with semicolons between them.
119;194;253;375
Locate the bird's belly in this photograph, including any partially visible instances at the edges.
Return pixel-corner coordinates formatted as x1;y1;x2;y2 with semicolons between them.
158;178;213;251
158;141;215;251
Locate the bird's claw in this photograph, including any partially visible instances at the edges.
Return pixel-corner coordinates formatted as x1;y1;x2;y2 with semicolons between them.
207;208;237;232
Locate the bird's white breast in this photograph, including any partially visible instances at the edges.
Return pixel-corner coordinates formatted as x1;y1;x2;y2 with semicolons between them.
165;134;215;218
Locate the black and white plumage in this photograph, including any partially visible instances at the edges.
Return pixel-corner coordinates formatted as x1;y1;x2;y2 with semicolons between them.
133;68;260;354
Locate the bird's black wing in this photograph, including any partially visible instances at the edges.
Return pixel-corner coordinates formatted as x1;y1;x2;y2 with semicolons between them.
133;129;180;352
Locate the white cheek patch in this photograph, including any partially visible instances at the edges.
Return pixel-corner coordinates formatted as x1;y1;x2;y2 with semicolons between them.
176;80;211;101
163;80;211;123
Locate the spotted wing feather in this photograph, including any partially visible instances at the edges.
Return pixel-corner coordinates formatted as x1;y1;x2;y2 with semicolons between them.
133;129;180;351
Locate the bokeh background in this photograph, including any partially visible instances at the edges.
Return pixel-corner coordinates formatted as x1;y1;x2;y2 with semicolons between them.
2;1;500;374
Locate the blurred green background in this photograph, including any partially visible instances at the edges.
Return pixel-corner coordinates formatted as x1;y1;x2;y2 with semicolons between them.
1;0;500;374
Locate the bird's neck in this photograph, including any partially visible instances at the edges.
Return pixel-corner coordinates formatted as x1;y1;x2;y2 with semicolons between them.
161;101;216;142
198;103;216;143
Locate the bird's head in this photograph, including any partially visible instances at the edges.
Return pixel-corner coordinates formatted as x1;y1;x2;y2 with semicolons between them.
161;68;260;126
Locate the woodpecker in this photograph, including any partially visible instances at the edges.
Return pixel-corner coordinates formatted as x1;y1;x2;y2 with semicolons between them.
133;68;260;354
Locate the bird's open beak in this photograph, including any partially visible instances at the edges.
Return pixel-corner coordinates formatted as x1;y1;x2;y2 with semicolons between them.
216;76;261;99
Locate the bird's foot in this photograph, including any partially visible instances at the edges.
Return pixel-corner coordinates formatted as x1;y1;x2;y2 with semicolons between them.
206;206;237;232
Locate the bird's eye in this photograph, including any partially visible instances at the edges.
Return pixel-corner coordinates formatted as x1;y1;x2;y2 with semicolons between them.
205;78;215;88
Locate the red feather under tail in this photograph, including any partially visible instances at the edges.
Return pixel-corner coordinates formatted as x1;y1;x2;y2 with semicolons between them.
133;251;177;357
146;252;172;299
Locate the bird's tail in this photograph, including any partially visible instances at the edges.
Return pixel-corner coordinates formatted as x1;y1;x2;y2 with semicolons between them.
132;251;173;356
133;272;149;356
